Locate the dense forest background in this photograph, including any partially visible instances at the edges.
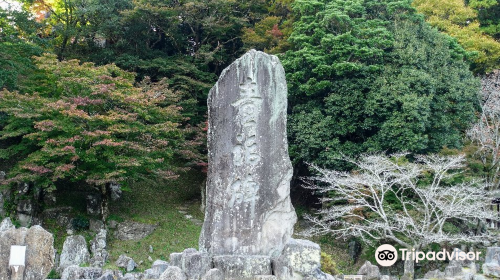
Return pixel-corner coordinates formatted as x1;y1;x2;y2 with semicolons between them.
2;0;500;275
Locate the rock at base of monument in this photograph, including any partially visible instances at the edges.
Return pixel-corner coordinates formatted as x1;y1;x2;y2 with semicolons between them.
160;266;188;280
183;248;211;279
253;276;278;280
168;248;211;280
202;268;224;280
483;262;500;278
145;260;170;279
273;238;322;280
213;255;272;279
303;269;336;280
61;265;102;280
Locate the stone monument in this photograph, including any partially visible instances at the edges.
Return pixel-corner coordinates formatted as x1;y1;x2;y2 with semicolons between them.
199;49;297;258
165;50;334;280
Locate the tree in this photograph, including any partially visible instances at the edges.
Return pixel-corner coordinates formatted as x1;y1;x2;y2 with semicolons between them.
0;54;203;220
303;153;498;249
0;6;44;91
413;0;500;74
283;0;479;171
467;70;500;189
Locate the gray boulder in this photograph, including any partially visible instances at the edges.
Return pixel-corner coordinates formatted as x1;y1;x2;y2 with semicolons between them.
90;229;108;267
0;224;55;280
357;261;381;280
473;275;486;280
61;265;102;280
201;268;224;280
444;265;462;278
59;235;90;273
122;272;145;280
485;247;500;265
160;266;187;280
483;247;500;277
424;269;445;279
98;272;115;280
0;217;14;232
114;221;157;241
145;260;170;279
170;252;183;268
181;248;211;280
274;239;322;280
116;254;137;272
483;262;500;278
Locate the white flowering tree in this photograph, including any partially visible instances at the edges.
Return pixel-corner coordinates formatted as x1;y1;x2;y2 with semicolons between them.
467;70;500;189
302;153;499;250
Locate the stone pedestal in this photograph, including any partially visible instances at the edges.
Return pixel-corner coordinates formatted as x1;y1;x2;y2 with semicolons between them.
213;255;272;279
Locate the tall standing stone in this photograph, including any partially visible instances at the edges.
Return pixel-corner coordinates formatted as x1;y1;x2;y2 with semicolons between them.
199;49;297;258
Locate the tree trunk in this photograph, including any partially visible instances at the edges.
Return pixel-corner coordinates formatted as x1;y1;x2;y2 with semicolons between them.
100;185;109;222
402;246;418;280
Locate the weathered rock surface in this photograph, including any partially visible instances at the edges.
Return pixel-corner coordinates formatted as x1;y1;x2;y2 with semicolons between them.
160;266;187;280
424;269;445;279
115;221;157;240
202;268;224;280
116;254;137;272
213;255;272;279
90;229;109;267
59;235;90;273
61;265;102;280
24;225;56;280
199;49;297;258
145;260;170;279
86;194;101;215
110;182;122;201
274;239;328;280
0;222;55;280
168;248;210;280
357;261;381;280
90;219;105;232
0;217;14;232
483;247;500;277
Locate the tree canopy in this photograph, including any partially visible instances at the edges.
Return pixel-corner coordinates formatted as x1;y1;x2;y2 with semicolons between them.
283;0;480;169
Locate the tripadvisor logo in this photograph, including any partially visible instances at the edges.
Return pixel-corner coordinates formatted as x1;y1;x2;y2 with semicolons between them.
375;244;482;267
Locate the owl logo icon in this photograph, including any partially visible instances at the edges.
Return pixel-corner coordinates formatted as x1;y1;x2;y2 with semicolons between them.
375;244;398;266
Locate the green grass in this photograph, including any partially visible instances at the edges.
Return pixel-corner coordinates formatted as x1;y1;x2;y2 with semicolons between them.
106;168;205;271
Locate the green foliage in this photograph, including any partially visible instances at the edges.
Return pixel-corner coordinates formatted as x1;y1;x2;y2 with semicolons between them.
47;269;61;279
283;0;480;169
321;252;339;275
0;7;44;91
413;0;500;74
71;215;90;231
0;54;203;191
